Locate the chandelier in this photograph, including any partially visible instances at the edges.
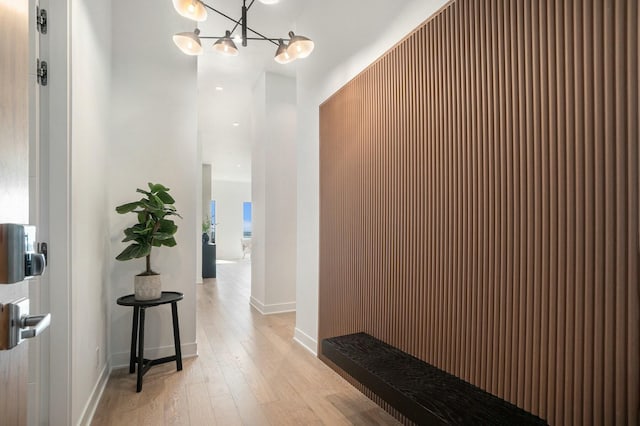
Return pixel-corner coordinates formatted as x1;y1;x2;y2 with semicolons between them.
172;0;315;64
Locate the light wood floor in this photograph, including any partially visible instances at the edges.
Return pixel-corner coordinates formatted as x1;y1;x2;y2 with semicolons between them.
92;260;399;425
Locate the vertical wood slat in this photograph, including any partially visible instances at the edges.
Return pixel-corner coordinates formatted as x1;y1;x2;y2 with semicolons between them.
563;0;575;409
318;0;640;424
628;4;640;426
572;1;586;423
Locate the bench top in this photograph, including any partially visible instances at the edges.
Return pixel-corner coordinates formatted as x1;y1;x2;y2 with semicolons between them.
322;333;547;425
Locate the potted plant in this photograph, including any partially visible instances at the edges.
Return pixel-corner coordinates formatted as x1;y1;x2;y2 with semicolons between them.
202;217;211;243
115;182;181;300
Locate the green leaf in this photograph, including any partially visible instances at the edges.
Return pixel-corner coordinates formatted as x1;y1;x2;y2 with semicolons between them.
149;183;170;193
122;228;142;243
156;190;175;204
131;223;152;234
161;237;177;247
153;232;174;241
140;199;165;215
115;243;151;261
158;219;178;234
136;188;151;197
150;194;164;208
115;202;141;214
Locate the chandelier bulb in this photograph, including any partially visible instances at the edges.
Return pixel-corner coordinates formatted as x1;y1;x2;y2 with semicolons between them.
213;30;239;57
274;39;295;64
287;31;314;59
173;27;203;56
173;0;208;22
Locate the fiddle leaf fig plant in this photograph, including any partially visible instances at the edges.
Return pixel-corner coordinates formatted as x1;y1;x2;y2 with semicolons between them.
115;182;182;275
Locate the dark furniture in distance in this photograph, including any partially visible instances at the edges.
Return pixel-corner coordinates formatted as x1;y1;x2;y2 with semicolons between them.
117;291;184;392
322;333;547;426
202;242;216;278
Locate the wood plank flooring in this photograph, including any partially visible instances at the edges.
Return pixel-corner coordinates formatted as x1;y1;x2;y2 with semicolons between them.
92;260;399;425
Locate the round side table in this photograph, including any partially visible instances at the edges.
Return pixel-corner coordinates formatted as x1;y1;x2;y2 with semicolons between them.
117;291;184;392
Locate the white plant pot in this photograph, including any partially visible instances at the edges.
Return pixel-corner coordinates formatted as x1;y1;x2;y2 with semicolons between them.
134;274;162;301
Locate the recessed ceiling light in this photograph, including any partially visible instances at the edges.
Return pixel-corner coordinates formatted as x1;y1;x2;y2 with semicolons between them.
215;86;223;91
232;122;240;127
258;0;279;4
236;164;241;168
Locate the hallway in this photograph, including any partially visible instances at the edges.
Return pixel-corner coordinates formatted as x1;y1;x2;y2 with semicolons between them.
92;261;398;425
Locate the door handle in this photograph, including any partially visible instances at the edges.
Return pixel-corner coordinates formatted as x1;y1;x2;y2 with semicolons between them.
0;298;51;350
20;313;51;339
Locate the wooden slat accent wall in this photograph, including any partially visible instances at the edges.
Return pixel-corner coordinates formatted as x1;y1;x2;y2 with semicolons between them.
318;0;640;424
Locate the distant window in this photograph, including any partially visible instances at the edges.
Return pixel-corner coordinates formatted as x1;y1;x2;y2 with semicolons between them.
210;200;216;242
243;202;252;237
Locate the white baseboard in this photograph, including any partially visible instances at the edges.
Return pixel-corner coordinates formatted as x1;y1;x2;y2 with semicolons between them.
249;296;296;315
110;342;198;370
77;362;111;426
294;328;318;356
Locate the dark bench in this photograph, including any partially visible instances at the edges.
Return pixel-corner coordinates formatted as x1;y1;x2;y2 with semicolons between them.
322;333;547;425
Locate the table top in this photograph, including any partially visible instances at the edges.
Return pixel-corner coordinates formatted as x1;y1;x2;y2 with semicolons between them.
117;291;184;307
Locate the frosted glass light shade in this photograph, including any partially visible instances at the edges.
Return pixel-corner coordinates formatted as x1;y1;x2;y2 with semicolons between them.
172;0;207;22
173;29;203;55
287;31;314;59
274;39;294;64
213;31;239;56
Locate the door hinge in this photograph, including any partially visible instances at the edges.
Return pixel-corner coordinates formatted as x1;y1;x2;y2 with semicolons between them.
37;59;47;86
36;7;47;34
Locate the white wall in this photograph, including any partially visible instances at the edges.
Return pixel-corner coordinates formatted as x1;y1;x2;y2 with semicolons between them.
202;164;212;220
251;72;297;314
251;74;266;304
211;180;251;260
109;0;198;367
69;0;112;423
294;0;449;353
265;74;297;307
